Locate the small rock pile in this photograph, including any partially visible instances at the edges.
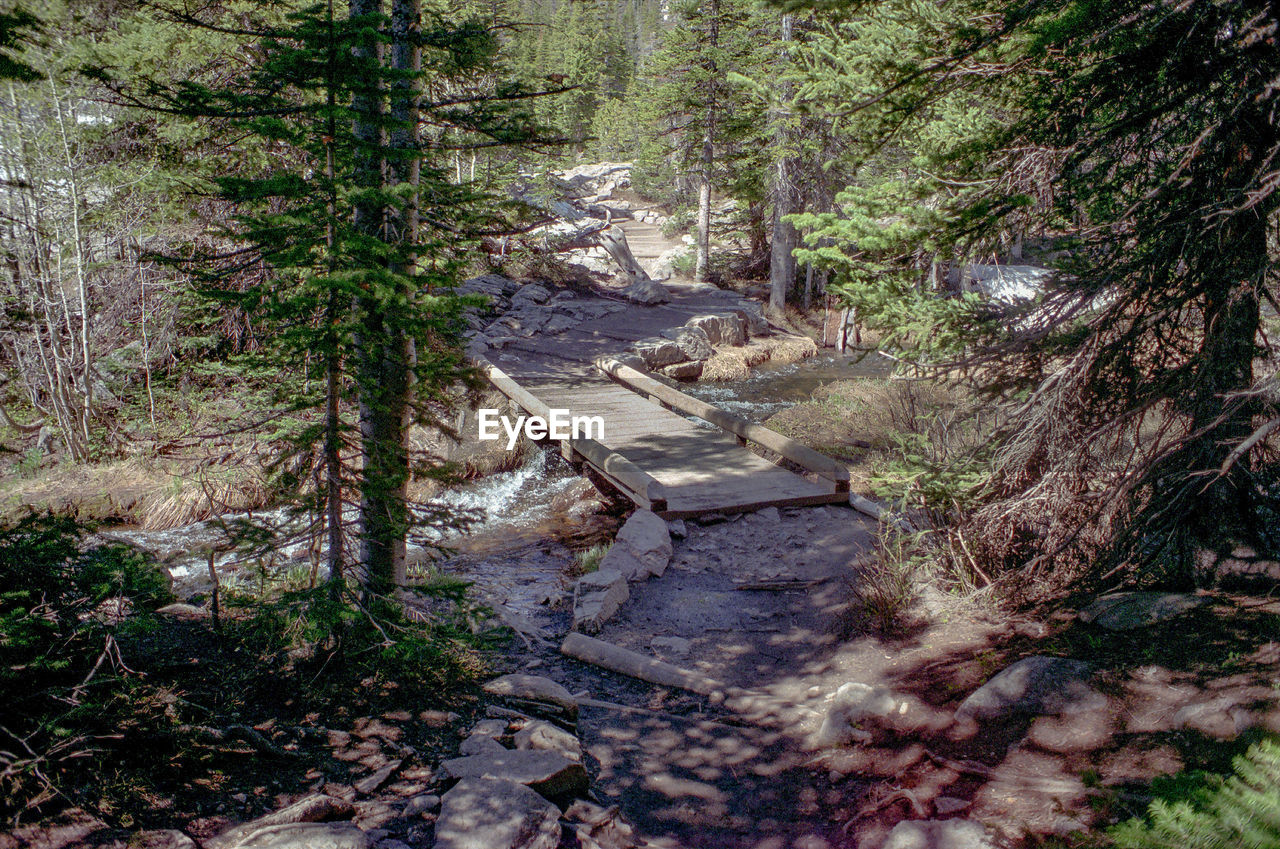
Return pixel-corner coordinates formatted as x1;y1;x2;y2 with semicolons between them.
572;509;672;633
625;309;766;380
459;274;627;355
131;673;650;849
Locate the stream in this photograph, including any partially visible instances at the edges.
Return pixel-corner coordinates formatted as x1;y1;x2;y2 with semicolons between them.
105;352;890;609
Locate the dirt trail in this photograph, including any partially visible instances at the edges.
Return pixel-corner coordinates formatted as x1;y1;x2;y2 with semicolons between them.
500;506;1007;849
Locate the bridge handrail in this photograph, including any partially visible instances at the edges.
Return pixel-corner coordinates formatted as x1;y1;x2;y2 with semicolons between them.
596;357;851;492
477;356;669;511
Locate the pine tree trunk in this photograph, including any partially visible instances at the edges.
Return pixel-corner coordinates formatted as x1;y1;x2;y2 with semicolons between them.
694;0;718;283
768;13;796;315
349;0;403;596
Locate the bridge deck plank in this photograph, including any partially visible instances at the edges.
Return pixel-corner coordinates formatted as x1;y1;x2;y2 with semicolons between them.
486;350;845;516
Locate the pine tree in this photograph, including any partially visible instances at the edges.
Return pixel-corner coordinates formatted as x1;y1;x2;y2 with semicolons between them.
111;1;547;596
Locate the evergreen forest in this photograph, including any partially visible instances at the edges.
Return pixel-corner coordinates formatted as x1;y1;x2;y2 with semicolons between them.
0;1;1277;846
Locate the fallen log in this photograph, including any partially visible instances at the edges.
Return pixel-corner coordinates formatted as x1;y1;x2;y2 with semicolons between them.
561;632;727;696
560;633;815;727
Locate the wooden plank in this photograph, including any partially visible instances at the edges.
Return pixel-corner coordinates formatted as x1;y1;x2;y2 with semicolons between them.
478;356;667;511
596;357;851;491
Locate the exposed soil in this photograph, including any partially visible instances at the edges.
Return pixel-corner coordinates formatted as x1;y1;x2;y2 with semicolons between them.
494;506;1280;849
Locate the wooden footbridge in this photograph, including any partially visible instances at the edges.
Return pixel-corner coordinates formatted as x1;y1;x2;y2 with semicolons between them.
479;353;850;518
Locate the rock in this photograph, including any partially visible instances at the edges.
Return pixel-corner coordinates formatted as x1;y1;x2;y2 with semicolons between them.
573;568;629;634
434;778;562;849
513;720;582;762
620;278;670;305
599;509;673;581
1078;592;1206;630
461;273;520;299
632;338;686;369
543;313;580;334
206;795;357;849
563;800;639;849
609;353;648;373
661;361;704;381
934;797;970;816
954;656;1104;724
469;718;509;739
954;263;1051;304
401;793;441;818
224;823;369;849
511;283;552;307
651;246;693;279
353;759;402;796
651;636;692;658
881;819;996;849
733;304;769;336
129;830;198;849
154;603;209;620
440;749;589;798
815;682;901;747
482;674;579;722
666;519;688;538
460;734;508;756
686;314;746;347
754;507;780;523
660;326;714;361
374;840;410;849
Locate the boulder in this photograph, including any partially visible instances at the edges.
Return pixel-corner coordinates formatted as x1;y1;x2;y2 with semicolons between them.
954;656;1104;724
353;759;402;795
573;568;629;634
440;749;589;798
650;246;693;280
1078;592;1206;630
620;278;670;305
206;795;357;849
660;326;714;361
511;283;552;307
661;361;704;381
608;353;648;373
631;339;685;369
733;304;769;336
599;510;673;581
460;734;507;756
482;674;579;722
461;273;521;299
401;794;441;818
514;720;583;762
814;682;901;747
128;831;198;849
881;819;996;849
686;314;746;347
222;823;369;849
434;778;561;849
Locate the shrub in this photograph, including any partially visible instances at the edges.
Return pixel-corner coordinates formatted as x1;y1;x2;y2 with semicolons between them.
1109;738;1280;849
0;513;174;815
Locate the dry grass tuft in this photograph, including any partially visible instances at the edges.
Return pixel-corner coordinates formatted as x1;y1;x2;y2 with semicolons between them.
701;333;818;381
766;378;969;492
0;458;273;528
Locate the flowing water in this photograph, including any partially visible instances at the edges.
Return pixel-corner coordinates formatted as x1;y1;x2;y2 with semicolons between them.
108;352;890;608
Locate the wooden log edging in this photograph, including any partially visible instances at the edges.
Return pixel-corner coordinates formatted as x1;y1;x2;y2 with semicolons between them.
561;633;815;728
477;357;668;512
595;357;851;492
